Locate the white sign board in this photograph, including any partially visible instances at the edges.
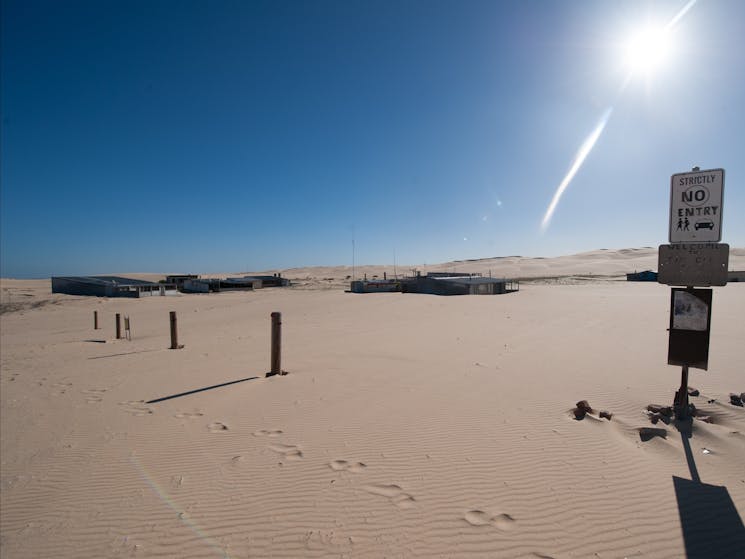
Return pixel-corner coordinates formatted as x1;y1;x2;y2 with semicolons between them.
672;291;709;331
669;168;724;243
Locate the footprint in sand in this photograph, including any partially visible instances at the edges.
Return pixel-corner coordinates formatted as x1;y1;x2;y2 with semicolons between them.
170;475;184;489
83;388;107;403
174;411;204;419
252;429;283;437
269;443;303;460
329;460;367;473
207;422;229;432
363;484;416;509
464;510;516;530
118;400;153;416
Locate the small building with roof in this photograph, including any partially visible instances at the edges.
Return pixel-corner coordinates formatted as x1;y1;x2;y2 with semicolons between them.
400;273;518;296
51;276;175;298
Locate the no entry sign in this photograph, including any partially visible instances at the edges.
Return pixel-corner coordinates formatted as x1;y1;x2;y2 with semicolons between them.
669;169;724;243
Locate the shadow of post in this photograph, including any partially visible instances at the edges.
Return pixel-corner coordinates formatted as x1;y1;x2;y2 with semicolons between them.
673;419;745;558
146;376;259;404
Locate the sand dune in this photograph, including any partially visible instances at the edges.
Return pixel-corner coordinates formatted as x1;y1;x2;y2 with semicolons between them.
2;248;744;558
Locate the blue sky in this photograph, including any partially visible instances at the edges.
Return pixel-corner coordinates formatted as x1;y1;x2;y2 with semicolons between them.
2;0;743;278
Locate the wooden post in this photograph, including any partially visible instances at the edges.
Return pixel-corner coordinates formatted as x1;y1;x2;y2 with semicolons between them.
169;311;183;349
115;313;121;339
268;311;282;376
94;310;98;329
124;316;131;341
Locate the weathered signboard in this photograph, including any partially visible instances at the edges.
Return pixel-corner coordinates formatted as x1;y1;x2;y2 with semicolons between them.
668;288;712;370
669;168;724;243
658;243;729;286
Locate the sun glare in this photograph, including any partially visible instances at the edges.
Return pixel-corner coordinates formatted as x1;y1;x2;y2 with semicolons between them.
624;25;672;73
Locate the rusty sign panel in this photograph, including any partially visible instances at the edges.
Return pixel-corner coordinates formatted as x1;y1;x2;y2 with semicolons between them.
658;243;729;287
668;288;712;370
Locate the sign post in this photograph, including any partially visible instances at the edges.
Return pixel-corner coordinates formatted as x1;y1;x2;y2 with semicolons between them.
660;167;726;420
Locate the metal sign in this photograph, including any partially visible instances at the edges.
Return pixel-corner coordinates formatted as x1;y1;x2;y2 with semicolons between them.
669;168;724;243
668;288;712;370
658;243;729;286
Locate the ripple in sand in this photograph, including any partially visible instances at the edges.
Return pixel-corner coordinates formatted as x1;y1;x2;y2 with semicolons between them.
363;484;415;508
174;411;204;419
253;429;283;437
118;400;153;416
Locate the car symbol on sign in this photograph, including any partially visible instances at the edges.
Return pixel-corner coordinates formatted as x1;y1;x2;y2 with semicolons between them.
695;220;714;231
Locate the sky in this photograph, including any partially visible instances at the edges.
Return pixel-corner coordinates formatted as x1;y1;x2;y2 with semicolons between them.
2;0;744;278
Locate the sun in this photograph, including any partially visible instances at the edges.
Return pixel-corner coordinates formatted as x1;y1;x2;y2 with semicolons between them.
624;25;673;74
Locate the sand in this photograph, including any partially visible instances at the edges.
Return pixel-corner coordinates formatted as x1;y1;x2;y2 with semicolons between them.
2;248;744;558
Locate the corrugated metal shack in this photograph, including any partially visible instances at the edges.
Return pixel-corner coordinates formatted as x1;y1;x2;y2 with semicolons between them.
51;276;174;298
166;275;200;290
400;273;518;296
350;279;402;293
179;274;289;293
182;278;212;293
181;277;261;293
242;274;291;287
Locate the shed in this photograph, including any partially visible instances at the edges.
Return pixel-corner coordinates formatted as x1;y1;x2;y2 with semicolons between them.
400;274;518;296
167;275;200;290
350;279;402;293
219;277;260;291
51;276;172;298
243;275;290;287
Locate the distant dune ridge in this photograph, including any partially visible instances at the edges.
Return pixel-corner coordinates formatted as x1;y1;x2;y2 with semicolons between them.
278;247;709;288
2;247;744;558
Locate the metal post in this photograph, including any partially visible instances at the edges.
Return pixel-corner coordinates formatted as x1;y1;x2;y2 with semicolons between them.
94;310;98;330
268;312;282;376
169;311;182;349
115;313;121;339
675;364;690;418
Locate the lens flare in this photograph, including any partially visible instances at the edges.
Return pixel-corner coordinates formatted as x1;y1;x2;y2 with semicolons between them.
539;0;697;233
666;0;697;30
541;108;613;232
130;454;232;558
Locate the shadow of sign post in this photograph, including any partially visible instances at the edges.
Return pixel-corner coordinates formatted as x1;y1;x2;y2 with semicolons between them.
673;426;745;558
673;476;745;558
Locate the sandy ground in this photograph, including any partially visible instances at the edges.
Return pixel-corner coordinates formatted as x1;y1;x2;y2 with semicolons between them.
1;249;744;558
